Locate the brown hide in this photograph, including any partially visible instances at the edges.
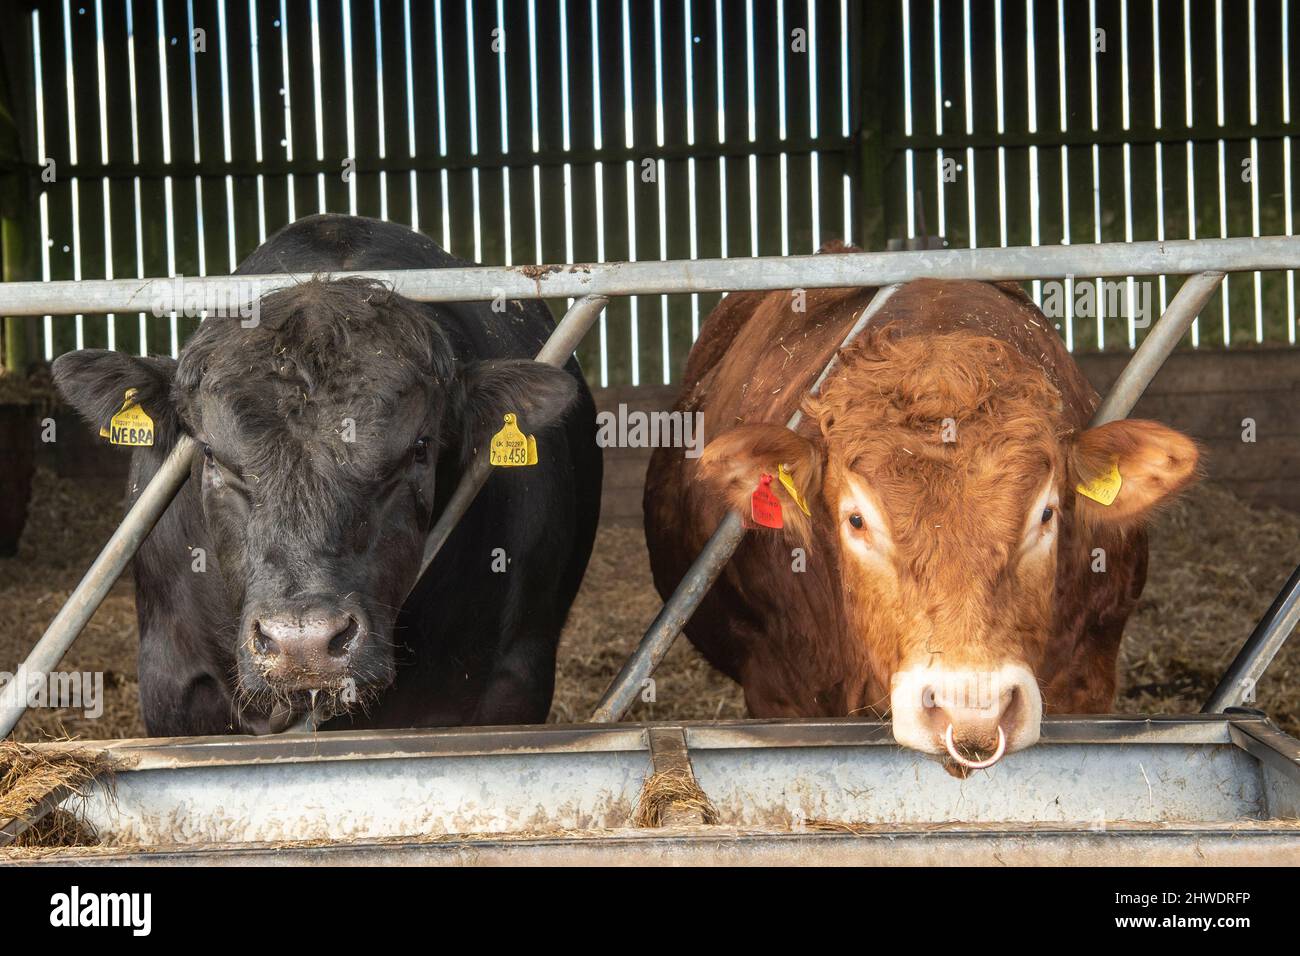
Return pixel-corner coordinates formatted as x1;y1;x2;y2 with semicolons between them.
644;275;1154;719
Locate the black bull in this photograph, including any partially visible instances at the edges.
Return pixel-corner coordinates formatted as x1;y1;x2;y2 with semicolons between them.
53;214;602;735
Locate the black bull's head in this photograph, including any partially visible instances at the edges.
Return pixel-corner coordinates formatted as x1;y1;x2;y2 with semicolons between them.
53;278;577;716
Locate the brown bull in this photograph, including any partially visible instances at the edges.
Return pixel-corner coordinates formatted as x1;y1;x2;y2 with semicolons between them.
644;270;1198;771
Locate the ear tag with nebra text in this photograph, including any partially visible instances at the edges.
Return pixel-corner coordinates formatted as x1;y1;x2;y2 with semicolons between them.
489;413;538;467
99;388;154;447
750;473;784;529
1076;459;1122;506
777;462;811;516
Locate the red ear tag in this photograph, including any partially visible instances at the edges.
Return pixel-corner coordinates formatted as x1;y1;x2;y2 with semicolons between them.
750;473;784;529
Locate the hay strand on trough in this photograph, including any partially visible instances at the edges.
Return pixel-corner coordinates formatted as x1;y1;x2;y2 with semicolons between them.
633;767;719;827
0;740;114;848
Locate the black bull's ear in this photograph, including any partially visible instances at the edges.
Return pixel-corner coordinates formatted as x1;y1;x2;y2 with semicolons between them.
456;358;578;455
52;349;180;442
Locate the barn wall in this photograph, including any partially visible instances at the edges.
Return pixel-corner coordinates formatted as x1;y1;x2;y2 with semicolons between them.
3;0;1296;389
593;348;1300;524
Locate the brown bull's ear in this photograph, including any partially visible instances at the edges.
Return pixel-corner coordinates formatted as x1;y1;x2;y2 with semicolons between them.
1068;419;1200;528
458;358;579;450
52;350;180;444
696;423;823;544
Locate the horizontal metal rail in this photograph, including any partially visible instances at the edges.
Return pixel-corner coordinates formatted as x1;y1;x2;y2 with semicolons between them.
0;236;1297;315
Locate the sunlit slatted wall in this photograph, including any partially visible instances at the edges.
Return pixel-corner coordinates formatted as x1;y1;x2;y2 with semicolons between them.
19;0;1299;387
24;0;859;387
894;0;1298;350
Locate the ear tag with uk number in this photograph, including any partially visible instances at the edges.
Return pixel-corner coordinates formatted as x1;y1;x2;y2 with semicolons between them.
99;388;155;447
1076;459;1122;506
489;413;537;467
750;473;784;529
777;462;811;516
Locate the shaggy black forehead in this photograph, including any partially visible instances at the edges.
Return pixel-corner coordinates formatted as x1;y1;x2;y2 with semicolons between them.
173;277;455;474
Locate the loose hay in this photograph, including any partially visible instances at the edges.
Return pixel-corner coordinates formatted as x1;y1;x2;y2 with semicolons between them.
0;740;114;848
632;767;719;827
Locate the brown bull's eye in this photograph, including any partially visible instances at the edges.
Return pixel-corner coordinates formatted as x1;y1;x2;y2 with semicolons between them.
848;513;865;531
1041;506;1054;524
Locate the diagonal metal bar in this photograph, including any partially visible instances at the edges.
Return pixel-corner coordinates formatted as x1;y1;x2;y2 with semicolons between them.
1204;562;1300;714
0;435;199;739
1088;271;1224;426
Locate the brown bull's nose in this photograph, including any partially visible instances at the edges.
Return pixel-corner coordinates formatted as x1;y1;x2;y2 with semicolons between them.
252;607;361;677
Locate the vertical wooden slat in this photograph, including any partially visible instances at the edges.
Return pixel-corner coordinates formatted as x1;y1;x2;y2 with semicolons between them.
597;0;632;385
474;0;506;267
255;0;291;235
500;0;531;266
722;0;750;263
36;1;74;358
347;0;382;219
936;0;969;249
70;1;108;350
373;0;409;225
1187;0;1224;342
219;0;260;263
313;0;349;214
633;0;664;383
406;0;441;240
439;0;476;259
818;0;853;247
101;2;141;356
1252;0;1287;342
565;0;603;378
190;0;230;301
781;0;810;253
659;0;694;381
533;0;569;276
1218;0;1257;343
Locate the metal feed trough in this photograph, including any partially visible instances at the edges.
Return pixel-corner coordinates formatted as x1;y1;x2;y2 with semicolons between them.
2;237;1299;865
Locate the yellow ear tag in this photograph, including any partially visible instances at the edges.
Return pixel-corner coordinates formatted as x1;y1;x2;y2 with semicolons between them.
1076;459;1122;506
777;463;811;516
99;388;155;447
489;413;537;467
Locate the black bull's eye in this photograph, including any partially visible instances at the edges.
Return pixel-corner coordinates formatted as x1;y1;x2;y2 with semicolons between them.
412;436;430;463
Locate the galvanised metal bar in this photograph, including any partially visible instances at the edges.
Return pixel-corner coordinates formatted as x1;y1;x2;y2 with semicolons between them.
1204;562;1300;714
1089;272;1225;425
0;236;1297;316
591;285;905;722
0;435;199;739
